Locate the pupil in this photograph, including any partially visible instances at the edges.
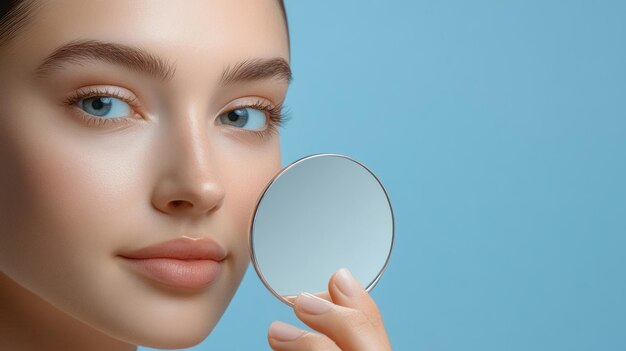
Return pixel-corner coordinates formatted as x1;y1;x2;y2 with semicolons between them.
92;99;104;110
83;96;113;116
224;108;249;127
228;108;248;121
91;97;111;110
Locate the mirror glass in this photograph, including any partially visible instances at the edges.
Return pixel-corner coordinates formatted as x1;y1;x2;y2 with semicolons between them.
249;154;394;306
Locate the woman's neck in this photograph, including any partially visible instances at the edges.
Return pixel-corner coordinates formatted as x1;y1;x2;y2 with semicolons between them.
0;272;136;351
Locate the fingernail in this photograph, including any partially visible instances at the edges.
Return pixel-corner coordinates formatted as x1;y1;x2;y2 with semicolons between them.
297;292;333;314
269;321;304;341
335;268;360;297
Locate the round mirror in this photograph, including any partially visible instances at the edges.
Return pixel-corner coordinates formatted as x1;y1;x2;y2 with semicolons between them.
249;154;394;306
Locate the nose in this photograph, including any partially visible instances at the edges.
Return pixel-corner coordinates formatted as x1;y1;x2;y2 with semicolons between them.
150;120;225;217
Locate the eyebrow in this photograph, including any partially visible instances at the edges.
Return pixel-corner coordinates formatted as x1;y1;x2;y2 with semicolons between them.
220;57;292;86
34;39;292;85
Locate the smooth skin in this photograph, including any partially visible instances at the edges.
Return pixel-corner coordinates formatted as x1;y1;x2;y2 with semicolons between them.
0;0;392;350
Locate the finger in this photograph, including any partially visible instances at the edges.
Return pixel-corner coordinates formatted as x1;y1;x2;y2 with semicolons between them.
292;292;388;351
268;321;341;351
285;291;331;305
328;268;389;339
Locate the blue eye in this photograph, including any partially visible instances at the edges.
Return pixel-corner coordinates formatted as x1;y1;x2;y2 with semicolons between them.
78;96;132;118
219;107;267;131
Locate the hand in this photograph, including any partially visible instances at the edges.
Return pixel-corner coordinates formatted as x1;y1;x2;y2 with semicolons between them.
267;268;392;350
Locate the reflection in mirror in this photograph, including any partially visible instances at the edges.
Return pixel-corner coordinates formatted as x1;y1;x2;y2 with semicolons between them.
249;154;394;306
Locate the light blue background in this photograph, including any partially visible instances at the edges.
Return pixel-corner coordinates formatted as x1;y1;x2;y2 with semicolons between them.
142;1;626;350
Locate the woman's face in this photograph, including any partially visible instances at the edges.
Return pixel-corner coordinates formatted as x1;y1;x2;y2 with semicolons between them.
0;0;289;348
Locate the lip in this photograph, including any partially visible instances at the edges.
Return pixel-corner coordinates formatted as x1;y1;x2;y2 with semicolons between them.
118;237;227;290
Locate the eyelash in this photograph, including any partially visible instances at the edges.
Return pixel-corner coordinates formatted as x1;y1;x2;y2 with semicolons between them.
62;87;289;139
228;100;289;141
63;87;140;128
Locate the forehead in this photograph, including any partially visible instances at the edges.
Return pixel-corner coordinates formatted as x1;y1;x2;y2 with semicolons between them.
13;0;289;75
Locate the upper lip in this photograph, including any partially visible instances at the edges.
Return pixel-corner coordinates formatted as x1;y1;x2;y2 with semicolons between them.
118;237;227;261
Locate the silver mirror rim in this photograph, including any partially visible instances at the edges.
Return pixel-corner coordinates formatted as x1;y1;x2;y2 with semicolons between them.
248;153;396;307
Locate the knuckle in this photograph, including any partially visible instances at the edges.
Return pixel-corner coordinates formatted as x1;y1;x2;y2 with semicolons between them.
345;309;373;331
360;298;386;330
345;308;384;333
366;309;385;330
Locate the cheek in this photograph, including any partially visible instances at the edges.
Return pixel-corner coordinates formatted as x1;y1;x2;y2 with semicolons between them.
0;111;144;293
223;152;281;225
213;139;282;274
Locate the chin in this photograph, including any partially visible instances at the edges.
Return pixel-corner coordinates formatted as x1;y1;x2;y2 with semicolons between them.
102;300;226;349
72;265;241;350
128;322;215;349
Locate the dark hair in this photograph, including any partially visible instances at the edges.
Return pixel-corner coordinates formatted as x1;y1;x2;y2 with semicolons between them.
0;0;290;49
0;0;39;47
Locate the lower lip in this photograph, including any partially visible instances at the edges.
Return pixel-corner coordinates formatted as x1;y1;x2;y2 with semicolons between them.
120;257;222;290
